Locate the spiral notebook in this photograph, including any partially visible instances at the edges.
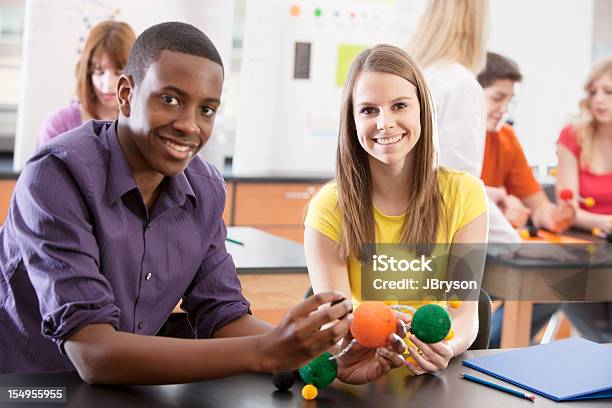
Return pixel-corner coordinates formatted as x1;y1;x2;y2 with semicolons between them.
463;338;612;401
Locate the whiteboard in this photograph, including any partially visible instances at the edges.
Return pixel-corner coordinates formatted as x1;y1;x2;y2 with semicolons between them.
233;0;594;176
14;0;235;171
233;0;426;176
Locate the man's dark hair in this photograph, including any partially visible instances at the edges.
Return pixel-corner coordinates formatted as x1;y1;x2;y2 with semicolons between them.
125;21;223;85
477;52;522;88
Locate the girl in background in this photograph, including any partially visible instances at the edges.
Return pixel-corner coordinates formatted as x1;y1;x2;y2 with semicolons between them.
556;57;612;344
557;57;612;229
305;45;488;376
37;20;135;145
407;0;488;178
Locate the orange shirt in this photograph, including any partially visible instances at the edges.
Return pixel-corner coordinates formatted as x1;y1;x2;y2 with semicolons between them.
481;124;541;199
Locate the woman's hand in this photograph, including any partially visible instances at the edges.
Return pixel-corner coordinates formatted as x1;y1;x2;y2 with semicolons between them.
254;292;353;373
533;201;575;233
405;334;454;375
336;311;410;384
597;216;612;233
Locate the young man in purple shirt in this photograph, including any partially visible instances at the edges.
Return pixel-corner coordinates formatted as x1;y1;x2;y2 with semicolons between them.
1;22;407;384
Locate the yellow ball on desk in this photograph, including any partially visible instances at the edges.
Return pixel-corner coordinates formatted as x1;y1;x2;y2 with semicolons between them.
302;384;318;400
519;229;530;240
448;298;462;309
584;197;596;208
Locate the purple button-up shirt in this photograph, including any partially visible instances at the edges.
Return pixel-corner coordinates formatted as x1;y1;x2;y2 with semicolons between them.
0;120;249;374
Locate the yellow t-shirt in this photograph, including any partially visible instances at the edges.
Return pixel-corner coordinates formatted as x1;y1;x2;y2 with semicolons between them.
304;168;487;305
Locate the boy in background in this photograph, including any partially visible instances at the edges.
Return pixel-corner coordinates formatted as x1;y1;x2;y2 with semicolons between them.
477;52;575;348
478;52;574;232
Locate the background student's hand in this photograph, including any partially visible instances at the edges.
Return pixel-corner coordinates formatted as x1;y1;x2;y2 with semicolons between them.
533;201;575;233
499;194;531;228
597;216;612;234
485;186;507;206
405;334;454;375
255;292;353;372
335;311;410;384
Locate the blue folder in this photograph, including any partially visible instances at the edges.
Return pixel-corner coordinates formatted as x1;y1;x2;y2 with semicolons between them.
463;338;612;401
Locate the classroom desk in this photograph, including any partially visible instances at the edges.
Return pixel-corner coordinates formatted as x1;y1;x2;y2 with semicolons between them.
2;346;610;407
171;226;309;324
226;226;310;323
224;226;307;274
484;230;612;348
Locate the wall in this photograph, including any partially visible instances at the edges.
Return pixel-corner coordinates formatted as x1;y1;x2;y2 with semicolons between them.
489;0;594;168
232;0;426;176
9;0;599;172
233;0;595;175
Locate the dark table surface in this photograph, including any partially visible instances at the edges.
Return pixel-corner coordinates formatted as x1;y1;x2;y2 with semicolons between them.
1;346;610;407
483;229;612;302
226;226;307;274
486;230;611;268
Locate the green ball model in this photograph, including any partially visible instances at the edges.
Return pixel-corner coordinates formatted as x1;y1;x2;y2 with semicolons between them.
411;304;451;343
299;352;338;388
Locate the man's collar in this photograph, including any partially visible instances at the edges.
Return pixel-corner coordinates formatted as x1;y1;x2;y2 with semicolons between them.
104;121;139;206
104;122;197;208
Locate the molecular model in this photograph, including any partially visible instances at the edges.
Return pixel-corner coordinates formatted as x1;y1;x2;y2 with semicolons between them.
272;300;461;400
558;188;595;208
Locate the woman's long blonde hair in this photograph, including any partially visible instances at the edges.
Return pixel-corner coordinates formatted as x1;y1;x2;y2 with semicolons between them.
573;57;612;166
407;0;489;73
336;44;445;260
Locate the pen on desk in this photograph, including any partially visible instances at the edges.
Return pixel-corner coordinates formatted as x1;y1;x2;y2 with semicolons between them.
459;373;535;402
225;237;245;246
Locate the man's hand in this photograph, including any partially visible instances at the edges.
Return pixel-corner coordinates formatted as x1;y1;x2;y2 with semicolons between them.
499;194;531;228
486;186;508;207
336;311;410;384
254;292;353;373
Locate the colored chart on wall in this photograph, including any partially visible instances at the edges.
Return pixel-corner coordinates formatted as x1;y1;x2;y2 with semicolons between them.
336;44;368;87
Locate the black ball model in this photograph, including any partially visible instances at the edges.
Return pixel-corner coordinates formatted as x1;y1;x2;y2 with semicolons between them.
272;371;296;391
